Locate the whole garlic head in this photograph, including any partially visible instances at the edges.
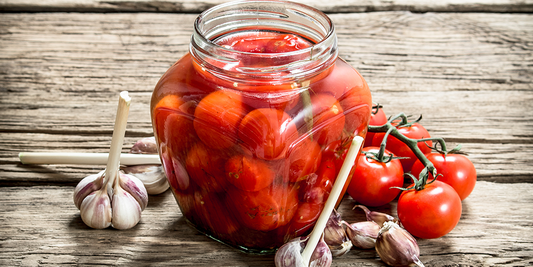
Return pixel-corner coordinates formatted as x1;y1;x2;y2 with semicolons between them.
74;171;148;230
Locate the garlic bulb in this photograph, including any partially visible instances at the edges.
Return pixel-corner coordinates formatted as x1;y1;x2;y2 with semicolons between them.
122;165;168;195
275;235;332;267
376;221;425;267
74;171;148;230
323;209;352;256
73;91;148;230
344;220;380;249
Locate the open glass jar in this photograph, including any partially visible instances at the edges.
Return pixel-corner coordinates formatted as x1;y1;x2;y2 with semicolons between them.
151;0;372;253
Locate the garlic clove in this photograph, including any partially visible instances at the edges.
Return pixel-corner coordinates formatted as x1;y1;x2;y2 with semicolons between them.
376;221;425;267
118;173;148;211
344;220;380;249
353;205;398;227
80;189;112;229
275;235;332;267
73;170;105;210
275;236;307;267
121;165;169;195
309;235;332;267
111;185;142;230
323;209;352;256
130;136;158;154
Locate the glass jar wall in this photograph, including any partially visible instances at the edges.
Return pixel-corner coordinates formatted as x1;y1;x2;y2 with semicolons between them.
150;0;372;253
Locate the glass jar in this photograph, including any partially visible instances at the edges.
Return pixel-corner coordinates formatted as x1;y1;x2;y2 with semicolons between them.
151;0;372;253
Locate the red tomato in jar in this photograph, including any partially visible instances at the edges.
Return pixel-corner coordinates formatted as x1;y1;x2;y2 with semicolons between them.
159;143;190;192
310;59;372;135
227;185;299;231
310;93;346;145
289;202;323;236
371;122;432;172
152;95;198;158
364;105;387;147
225;155;275;192
238;108;299;160
193;90;247;150
322;138;352;174
411;153;477;200
185;142;231;193
397;180;462;239
287;137;322;183
347;147;404;207
194;190;240;235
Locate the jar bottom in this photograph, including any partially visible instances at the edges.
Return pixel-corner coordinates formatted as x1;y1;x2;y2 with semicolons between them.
183;217;278;255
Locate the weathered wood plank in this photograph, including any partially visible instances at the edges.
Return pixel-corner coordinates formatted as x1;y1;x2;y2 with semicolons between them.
0;181;531;266
0;0;532;13
1;12;532;183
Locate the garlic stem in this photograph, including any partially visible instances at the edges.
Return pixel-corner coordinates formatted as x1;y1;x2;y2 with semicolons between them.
301;136;363;266
104;91;131;187
19;152;161;166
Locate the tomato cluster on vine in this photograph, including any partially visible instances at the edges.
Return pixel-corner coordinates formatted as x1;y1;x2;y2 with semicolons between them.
347;104;477;239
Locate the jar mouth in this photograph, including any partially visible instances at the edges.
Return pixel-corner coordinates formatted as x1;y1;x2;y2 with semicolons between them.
191;0;338;81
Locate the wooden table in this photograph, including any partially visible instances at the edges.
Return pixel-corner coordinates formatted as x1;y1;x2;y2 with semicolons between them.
1;0;532;266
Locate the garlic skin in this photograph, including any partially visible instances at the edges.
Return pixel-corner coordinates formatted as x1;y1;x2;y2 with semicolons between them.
275;236;332;267
309;236;332;267
275;237;307;267
323;210;352;256
73;170;105;209
376;221;425;267
130;136;158;154
118;172;149;210
121;165;169;195
125;136;169;195
111;185;142;230
344;221;380;249
354;205;398;227
80;189;112;229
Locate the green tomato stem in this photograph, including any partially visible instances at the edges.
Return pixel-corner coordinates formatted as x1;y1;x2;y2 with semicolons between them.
368;112;438;190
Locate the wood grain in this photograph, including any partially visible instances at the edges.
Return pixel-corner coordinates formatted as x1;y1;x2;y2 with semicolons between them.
1;12;532;183
1;0;532;13
0;181;531;266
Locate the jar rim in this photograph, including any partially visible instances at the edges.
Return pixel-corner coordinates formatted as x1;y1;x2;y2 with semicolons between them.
190;0;338;80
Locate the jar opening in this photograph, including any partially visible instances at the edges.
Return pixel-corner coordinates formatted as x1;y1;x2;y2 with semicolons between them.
190;0;338;81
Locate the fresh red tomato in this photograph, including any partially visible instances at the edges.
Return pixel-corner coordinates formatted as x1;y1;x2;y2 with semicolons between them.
289;202;323;236
287;137;322;183
309;93;346;145
238;108;298;160
185;142;230;193
347;147;404;207
364;105;387;147
225;155;275;192
371;122;432;172
397;180;462;239
227;184;298;231
193;90;247;150
411;153;477;200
